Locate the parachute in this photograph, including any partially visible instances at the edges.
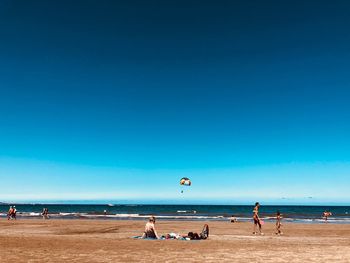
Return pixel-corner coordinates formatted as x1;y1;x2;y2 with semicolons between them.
180;177;191;193
180;177;191;186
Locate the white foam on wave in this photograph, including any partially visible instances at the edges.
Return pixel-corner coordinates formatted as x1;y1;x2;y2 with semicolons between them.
59;212;73;216
82;214;142;218
16;212;41;216
177;210;198;214
29;212;41;216
3;211;350;223
73;213;229;220
115;214;141;217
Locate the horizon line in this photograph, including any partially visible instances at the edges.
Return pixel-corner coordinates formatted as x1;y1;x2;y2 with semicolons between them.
1;200;349;206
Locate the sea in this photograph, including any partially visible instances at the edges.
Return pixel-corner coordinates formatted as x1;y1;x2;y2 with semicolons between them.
1;204;350;224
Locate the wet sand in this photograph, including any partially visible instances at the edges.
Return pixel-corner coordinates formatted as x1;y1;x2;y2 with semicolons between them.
0;219;349;262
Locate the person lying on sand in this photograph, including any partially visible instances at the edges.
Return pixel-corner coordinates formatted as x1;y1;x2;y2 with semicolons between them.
185;224;209;240
163;224;209;240
163;232;183;240
141;216;160;239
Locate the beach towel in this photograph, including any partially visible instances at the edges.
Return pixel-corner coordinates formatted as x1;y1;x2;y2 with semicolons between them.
132;236;162;240
132;236;192;241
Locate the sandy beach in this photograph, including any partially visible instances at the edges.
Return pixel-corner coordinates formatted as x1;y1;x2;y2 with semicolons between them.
0;219;349;262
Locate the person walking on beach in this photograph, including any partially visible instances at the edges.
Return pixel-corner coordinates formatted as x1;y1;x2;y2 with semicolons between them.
275;211;283;235
323;211;332;223
7;206;13;220
141;216;160;239
253;202;263;235
7;206;17;220
42;208;49;219
230;215;237;223
12;206;17;220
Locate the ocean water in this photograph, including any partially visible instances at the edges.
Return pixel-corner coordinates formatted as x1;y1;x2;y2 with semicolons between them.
1;204;349;224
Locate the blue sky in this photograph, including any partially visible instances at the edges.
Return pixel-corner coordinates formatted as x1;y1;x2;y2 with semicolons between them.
0;0;350;204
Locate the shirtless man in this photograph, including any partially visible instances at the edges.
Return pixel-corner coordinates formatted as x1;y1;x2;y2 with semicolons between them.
253;202;263;235
323;211;332;223
142;216;159;239
7;206;13;220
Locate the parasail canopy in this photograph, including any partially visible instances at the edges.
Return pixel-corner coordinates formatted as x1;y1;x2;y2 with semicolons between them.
180;177;191;186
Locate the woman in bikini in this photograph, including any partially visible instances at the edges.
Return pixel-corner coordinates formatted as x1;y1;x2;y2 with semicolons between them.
275;210;283;235
253;202;263;235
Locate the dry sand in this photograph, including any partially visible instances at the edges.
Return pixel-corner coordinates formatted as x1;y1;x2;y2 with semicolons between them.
0;219;349;262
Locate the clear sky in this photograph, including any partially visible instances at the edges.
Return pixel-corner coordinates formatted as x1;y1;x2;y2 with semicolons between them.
0;0;350;204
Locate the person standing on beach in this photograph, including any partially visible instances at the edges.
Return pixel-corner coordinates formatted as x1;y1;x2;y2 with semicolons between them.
275;211;283;235
253;202;263;235
13;206;17;220
8;206;17;220
42;208;49;219
323;211;332;223
7;206;13;220
230;215;237;223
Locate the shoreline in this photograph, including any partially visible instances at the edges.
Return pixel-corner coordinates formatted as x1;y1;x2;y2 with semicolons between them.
3;217;350;224
2;214;350;224
2;204;349;226
1;219;349;262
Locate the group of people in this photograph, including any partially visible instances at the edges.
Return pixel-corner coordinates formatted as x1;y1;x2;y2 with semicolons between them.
141;216;209;240
7;206;17;220
252;202;333;235
252;202;283;235
42;208;49;219
7;206;50;220
140;202;282;240
140;202;281;240
4;204;333;235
